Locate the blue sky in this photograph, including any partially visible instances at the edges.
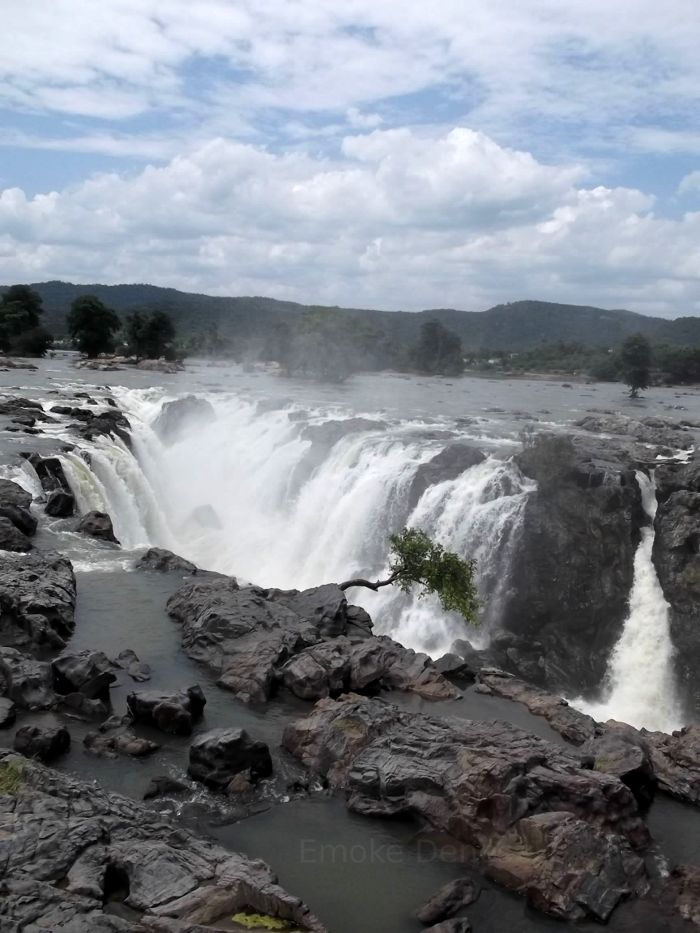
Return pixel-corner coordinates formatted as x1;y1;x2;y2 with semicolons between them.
1;0;700;316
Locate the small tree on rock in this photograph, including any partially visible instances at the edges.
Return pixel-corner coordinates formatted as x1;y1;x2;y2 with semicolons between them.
126;310;176;359
67;295;121;357
410;320;464;376
620;333;652;398
340;527;479;624
0;285;52;356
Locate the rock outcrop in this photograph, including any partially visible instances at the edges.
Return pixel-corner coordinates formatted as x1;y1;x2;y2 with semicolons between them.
136;547;198;575
167;577;458;704
653;458;700;714
0;551;76;653
0;647;55;709
283;694;649;922
0;750;325;932
153;395;216;444
496;433;643;695
13;724;70;762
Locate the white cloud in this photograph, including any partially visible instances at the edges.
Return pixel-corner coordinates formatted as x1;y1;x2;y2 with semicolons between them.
1;127;700;315
679;171;700;196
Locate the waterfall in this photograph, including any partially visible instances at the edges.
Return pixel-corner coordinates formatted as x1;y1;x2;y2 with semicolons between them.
574;471;683;732
58;387;534;658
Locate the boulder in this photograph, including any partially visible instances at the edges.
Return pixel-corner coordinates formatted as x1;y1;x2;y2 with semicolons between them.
0;515;32;551
136;547;198;574
14;724;70;762
0;502;37;537
0;647;54;709
0;478;32;508
126;685;206;735
424;921;472;933
283;695;649;923
52;650;117;702
153;395;216;444
643;724;700;805
0;480;36;538
46;489;75;517
415;878;478;924
188;727;273;788
0;751;325;932
27;455;71;493
583;723;656;810
84;730;160;759
76;510;119;544
114;648;151;682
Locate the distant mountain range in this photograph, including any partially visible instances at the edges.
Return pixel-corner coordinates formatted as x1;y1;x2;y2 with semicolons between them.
7;281;700;351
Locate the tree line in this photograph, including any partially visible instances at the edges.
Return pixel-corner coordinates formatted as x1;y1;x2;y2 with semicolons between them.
0;285;178;360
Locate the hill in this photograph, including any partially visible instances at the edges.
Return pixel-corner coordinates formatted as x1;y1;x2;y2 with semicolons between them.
4;281;700;352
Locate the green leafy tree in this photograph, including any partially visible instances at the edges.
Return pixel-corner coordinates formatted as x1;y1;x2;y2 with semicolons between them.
620;333;652;398
67;295;121;357
339;527;479;624
0;285;52;356
410;320;464;376
126;309;176;359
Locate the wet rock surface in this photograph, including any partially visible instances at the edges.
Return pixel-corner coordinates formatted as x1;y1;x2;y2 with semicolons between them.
153;395;216;444
76;509;120;544
283;694;650;921
136;547;198;574
497;433;643;695
13;724;71;762
0;551;76;653
126;685;206;735
0;750;325;932
0;647;55;709
167;577;459;704
188;726;273;789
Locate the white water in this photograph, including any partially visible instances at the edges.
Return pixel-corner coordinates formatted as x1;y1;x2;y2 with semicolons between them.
53;387;535;657
574;471;683;732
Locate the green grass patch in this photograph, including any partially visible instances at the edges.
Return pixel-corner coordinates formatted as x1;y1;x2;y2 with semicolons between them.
231;913;296;931
0;759;24;795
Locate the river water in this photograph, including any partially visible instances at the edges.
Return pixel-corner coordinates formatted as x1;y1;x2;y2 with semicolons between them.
2;354;700;932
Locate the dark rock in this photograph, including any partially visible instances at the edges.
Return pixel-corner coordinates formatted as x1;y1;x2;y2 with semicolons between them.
434;652;479;681
0;697;16;727
59;692;111;719
0;551;75;653
659;865;700;928
84;730;160;758
0;502;37;536
126;685;206;735
416;878;478;924
0;750;325;931
584;723;656;810
11;414;35;427
14;724;70;762
143;775;190;800
0;515;32;551
409;444;485;508
168;577;457;705
153;395;216;444
283;695;648;923
0;647;54;709
424;921;472;933
28;454;71;493
46;489;75;517
188;727;273;788
114;648;151;682
476;670;597;746
136;547;198;574
0;478;31;509
52;650;116;701
0;396;43;415
497;433;643;695
76;510;119;544
643;725;700;805
652;461;700;713
484;810;645;922
576;412;691;450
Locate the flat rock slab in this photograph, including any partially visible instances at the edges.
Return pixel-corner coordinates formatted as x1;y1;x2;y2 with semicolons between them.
0;750;325;932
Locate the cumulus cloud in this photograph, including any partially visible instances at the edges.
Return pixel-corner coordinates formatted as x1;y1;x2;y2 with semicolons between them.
1;127;699;315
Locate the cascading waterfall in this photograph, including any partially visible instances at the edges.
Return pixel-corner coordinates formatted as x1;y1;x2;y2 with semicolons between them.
574;470;683;732
59;387;534;658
